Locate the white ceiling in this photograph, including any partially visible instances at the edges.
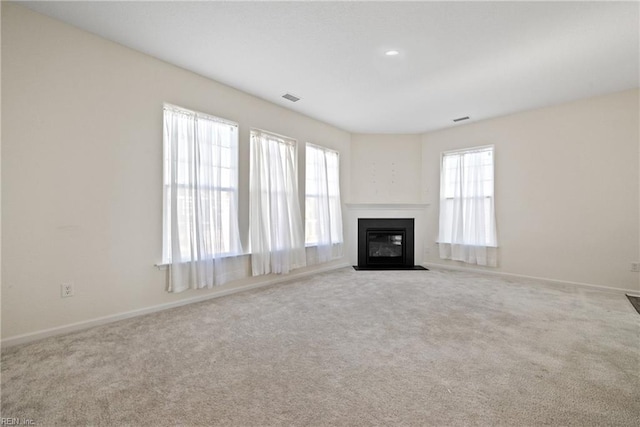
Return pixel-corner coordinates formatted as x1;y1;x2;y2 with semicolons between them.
21;1;640;134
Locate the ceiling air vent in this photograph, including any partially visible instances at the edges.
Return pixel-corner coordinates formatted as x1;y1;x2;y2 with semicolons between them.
282;93;301;102
453;116;470;122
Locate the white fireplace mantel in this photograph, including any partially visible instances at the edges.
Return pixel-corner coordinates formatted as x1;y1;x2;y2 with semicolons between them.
345;203;429;211
344;203;430;265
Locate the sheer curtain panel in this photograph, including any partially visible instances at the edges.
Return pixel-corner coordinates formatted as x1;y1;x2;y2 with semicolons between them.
438;146;497;266
305;144;343;263
163;104;242;292
250;130;306;276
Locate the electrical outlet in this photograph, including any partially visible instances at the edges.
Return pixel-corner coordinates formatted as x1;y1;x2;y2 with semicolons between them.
631;263;640;273
61;282;74;298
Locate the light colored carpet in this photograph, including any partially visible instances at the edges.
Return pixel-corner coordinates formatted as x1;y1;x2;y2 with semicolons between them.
2;268;639;426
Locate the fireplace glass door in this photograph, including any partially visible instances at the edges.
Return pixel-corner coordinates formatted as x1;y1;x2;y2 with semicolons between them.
366;230;405;265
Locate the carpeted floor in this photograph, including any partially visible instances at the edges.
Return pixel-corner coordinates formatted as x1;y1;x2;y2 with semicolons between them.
2;268;639;426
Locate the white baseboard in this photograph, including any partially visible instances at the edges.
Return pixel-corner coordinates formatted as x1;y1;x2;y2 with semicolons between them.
423;262;638;295
2;262;350;348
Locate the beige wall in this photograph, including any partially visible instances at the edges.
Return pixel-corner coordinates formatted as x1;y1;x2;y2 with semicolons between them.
422;89;640;292
1;4;351;340
2;3;639;342
346;134;425;267
349;134;423;204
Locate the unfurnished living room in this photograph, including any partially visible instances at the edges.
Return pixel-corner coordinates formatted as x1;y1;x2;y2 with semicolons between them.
1;1;639;426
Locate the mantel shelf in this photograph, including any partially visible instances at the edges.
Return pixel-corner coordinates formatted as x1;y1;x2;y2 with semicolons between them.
345;203;429;210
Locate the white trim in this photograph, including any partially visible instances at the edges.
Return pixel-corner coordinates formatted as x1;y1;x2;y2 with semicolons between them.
442;144;494;156
306;142;339;156
1;262;350;348
345;203;429;210
423;261;638;295
155;251;250;269
163;103;238;127
250;128;297;145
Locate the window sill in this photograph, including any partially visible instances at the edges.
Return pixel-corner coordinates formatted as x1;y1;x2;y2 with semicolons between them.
436;241;498;248
157;244;346;269
305;243;344;248
155;251;250;269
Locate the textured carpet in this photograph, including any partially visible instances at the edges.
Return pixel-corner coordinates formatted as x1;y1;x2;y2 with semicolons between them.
2;268;639;426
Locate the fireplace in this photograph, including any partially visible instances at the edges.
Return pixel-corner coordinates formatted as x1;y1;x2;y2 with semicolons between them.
356;218;426;270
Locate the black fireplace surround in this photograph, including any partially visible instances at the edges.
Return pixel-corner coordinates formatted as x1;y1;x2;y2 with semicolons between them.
356;218;426;270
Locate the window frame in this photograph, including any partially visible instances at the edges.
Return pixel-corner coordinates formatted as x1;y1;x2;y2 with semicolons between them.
162;103;241;264
438;144;496;247
304;142;343;247
249;128;301;253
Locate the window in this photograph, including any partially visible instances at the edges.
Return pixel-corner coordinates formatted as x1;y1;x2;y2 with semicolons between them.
438;145;497;266
162;104;242;270
249;129;306;276
305;143;343;262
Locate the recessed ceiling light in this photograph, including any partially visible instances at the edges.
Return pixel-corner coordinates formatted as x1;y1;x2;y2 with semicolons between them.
385;50;400;56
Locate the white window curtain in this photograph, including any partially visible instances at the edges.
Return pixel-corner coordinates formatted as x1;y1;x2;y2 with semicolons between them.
250;130;306;276
438;146;497;266
163;104;242;292
305;143;343;263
